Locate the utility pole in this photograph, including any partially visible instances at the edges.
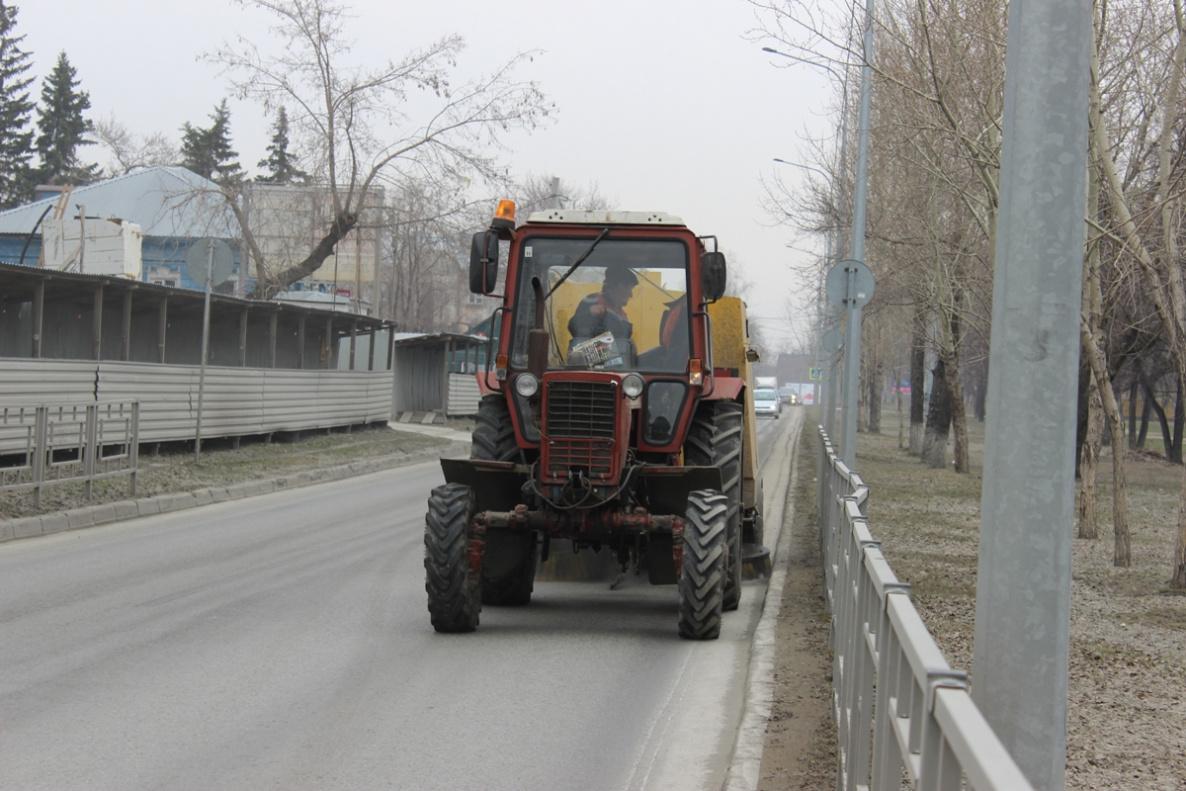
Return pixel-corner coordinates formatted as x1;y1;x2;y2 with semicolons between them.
836;0;874;468
971;1;1092;789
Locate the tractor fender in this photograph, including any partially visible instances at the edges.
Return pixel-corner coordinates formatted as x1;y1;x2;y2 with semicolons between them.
638;464;724;516
440;457;529;512
703;375;745;401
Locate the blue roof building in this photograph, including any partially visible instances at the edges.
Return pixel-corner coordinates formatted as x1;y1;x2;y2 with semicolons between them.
0;167;241;291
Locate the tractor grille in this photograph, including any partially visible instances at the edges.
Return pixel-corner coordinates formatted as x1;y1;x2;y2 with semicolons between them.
544;380;618;481
545;381;617;438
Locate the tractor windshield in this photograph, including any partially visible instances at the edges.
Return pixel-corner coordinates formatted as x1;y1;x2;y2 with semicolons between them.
509;237;692;373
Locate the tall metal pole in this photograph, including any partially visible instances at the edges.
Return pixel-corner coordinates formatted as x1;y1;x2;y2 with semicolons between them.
816;236;829;408
194;241;214;464
823;112;849;440
971;1;1091;789
839;0;874;468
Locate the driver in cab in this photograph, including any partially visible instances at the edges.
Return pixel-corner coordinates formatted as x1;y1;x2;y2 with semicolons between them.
567;264;638;362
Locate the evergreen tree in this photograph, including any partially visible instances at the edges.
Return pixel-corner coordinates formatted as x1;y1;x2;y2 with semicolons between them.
180;99;242;183
34;51;99;185
0;2;35;208
256;105;307;184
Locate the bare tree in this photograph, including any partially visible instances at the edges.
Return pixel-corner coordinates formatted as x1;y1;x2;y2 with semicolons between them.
753;0;1005;474
384;178;481;332
1089;0;1186;580
92;116;178;175
210;0;552;300
513;175;611;214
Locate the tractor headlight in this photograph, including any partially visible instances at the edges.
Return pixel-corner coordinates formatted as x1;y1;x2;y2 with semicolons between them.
514;372;540;398
622;373;645;399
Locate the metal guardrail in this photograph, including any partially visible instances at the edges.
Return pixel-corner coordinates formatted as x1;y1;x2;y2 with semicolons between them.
816;426;1034;791
0;402;139;508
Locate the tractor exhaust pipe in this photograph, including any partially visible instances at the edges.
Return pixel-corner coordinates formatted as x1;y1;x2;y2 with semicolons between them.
528;276;549;379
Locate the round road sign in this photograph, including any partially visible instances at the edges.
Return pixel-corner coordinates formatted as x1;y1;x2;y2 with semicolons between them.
185;238;234;287
825;259;875;309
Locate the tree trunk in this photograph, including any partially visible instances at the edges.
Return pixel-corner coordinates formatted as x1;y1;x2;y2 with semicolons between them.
909;307;927;456
1079;375;1103;539
251;211;358;300
922;358;951;469
1128;374;1140;447
1172;376;1184;465
1151;372;1185;464
1082;323;1131;566
948;353;970;474
1173;458;1186;587
1077;75;1106;543
897;374;906;450
1137;386;1151;450
946;294;970;474
1104;380;1132;567
866;338;883;435
973;362;988;423
1173;372;1186;587
1076;360;1091;479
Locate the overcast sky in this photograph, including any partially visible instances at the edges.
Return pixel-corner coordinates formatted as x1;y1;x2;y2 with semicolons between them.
18;0;836;352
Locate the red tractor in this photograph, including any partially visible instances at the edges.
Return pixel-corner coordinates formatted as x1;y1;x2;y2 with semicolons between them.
425;201;765;639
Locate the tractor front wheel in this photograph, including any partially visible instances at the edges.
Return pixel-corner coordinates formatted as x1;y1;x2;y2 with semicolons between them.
424;483;481;633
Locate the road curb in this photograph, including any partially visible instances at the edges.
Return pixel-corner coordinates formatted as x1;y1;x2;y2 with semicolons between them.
0;440;466;544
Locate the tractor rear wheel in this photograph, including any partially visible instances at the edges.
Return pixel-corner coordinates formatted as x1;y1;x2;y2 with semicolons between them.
472;395;519;461
424;483;480;633
685;400;744;611
678;489;728;640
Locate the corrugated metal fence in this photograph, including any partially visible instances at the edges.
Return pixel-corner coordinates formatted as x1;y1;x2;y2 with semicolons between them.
446;373;481;417
817;427;1035;791
0;358;392;453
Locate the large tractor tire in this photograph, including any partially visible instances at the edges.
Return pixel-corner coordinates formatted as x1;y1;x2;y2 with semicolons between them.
471;395;519;462
685;399;744;611
678;489;728;640
470;394;536;602
424;483;480;633
481;529;536;606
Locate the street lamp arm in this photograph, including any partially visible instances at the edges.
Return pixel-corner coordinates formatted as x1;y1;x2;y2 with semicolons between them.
773;158;832;184
761;46;846;84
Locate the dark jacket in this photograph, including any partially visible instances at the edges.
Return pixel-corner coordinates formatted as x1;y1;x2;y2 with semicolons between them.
568;292;633;342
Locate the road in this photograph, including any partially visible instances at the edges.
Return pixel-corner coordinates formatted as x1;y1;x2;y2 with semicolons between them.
0;411;801;791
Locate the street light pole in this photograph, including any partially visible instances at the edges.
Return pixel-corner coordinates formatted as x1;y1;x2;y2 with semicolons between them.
836;0;875;468
763;46;854;440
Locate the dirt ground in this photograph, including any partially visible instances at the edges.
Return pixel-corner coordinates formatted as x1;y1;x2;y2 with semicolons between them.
760;410;1186;790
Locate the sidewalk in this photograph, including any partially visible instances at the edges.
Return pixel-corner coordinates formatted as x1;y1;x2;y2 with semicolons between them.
387;414;474;443
1;426;467;543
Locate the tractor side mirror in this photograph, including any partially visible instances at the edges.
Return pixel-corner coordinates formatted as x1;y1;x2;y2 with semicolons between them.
702;251;727;301
469;231;500;294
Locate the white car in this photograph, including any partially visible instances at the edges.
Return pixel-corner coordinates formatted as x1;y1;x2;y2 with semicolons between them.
753;386;782;418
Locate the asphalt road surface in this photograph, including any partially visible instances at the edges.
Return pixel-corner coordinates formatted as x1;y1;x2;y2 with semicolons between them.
0;414;799;791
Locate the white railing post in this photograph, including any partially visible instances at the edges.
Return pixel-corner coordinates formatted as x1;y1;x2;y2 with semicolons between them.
814;429;1037;791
